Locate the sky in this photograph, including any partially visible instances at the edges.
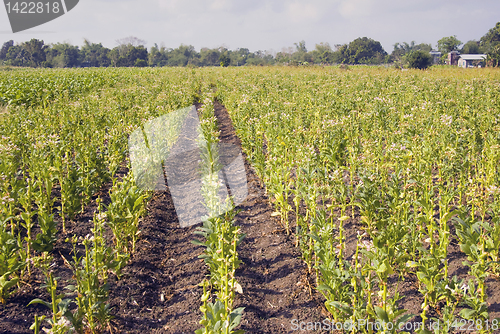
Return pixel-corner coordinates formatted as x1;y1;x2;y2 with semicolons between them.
1;0;499;54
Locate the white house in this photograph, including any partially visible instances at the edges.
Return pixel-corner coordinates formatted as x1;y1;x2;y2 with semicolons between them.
458;54;486;68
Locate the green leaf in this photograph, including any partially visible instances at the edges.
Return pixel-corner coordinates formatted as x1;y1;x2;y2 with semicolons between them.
374;306;389;323
29;315;46;330
0;277;19;291
395;313;414;327
377;260;394;275
459;308;475;319
416;271;427;282
329;301;352;316
460;243;471;255
28;298;52;309
317;284;332;292
191;239;206;246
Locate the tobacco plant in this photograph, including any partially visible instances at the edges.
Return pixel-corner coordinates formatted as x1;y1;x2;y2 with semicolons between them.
68;218;116;334
194;92;245;334
0;217;24;304
28;255;77;334
53;149;84;232
311;209;352;323
18;177;35;275
107;173;148;254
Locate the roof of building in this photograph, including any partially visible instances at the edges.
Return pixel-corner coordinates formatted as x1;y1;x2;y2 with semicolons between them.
459;54;486;60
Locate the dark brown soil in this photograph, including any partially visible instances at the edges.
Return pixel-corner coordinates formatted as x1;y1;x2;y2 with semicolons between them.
108;188;205;334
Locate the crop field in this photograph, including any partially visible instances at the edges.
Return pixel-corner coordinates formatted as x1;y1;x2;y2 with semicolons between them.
0;66;500;334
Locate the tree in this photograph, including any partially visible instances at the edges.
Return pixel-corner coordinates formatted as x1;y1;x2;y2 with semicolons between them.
475;22;500;66
294;40;307;53
80;40;110;67
309;43;335;64
109;42;148;67
4;44;26;66
437;35;462;53
486;44;500;67
110;36;148;67
407;50;433;69
291;40;309;63
200;48;220;66
0;40;14;60
414;43;432;53
336;37;387;64
22;39;47;67
229;48;249;66
246;57;264;66
219;53;230;67
127;46;148;67
46;43;80;67
26;39;47;67
391;41;432;63
393;41;415;56
461;40;481;54
167;44;197;66
480;22;500;53
134;58;147;67
275;47;294;64
116;36;146;47
148;43;168;67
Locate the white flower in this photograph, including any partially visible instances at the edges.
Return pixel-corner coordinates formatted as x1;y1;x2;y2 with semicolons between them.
486;185;500;195
361;240;373;252
440;114;453;126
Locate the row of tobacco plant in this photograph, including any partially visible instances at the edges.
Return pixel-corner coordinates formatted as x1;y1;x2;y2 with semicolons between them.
193;85;245;334
215;66;500;333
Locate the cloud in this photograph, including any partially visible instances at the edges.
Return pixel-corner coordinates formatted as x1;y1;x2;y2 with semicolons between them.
339;0;373;18
210;0;231;11
286;2;319;23
1;0;499;54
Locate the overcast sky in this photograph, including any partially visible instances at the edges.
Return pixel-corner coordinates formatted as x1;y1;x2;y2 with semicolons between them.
1;0;499;53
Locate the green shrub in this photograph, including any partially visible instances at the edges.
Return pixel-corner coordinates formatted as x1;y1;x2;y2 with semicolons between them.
407;50;433;69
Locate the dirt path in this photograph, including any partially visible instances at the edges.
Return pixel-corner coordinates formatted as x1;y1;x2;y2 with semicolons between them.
109;187;205;334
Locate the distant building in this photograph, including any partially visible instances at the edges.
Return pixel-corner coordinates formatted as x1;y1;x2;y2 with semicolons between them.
448;51;460;66
429;50;441;64
458;54;486;68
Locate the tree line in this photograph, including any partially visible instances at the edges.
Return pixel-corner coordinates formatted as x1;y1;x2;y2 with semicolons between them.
1;23;499;68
